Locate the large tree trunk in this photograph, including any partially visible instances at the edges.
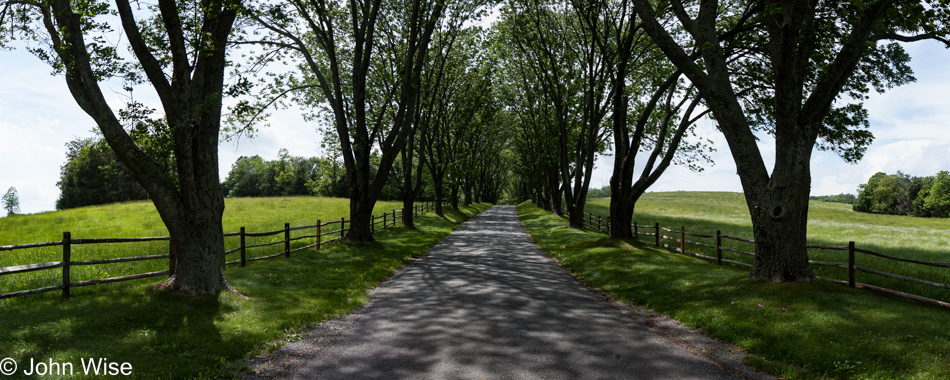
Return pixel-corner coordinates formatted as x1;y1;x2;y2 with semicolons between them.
346;186;377;242
166;210;227;294
747;143;816;281
567;201;584;228
609;186;635;239
401;188;416;228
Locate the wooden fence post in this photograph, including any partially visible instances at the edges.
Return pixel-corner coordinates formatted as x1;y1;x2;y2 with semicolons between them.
63;231;71;300
848;241;856;287
598;216;602;232
240;227;246;267
284;223;291;258
654;223;660;247
316;220;322;250
680;226;686;254
392;210;396;227
169;239;177;274
716;230;722;265
341;217;345;239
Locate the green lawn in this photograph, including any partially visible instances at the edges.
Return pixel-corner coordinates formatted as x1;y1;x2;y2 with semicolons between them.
583;192;950;302
519;201;950;380
0;198;491;379
0;197;406;301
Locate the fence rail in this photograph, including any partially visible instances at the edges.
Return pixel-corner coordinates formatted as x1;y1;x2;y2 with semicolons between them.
0;202;439;300
574;210;950;309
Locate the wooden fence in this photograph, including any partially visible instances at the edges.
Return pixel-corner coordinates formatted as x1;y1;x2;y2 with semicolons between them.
0;202;438;300
577;211;950;309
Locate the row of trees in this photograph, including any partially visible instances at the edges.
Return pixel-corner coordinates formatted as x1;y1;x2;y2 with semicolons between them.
499;0;948;282
4;0;947;294
2;0;509;293
809;194;856;205
854;171;950;218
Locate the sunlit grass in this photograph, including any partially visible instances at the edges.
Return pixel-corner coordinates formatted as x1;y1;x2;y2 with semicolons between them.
519;201;950;380
583;192;950;302
0;199;491;379
0;197;407;301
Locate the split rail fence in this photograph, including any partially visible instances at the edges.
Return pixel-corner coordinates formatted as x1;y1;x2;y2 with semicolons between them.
0;202;438;300
576;210;950;308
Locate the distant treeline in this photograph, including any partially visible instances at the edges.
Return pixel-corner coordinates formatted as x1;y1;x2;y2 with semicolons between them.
809;193;856;204
853;171;950;217
57;121;176;210
57;136;412;210
587;185;611;199
221;149;407;200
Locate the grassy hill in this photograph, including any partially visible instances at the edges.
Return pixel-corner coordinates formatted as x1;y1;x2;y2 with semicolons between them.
0;197;406;299
584;192;950;302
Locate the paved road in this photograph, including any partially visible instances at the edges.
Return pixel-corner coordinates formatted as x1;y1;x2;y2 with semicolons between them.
248;206;735;379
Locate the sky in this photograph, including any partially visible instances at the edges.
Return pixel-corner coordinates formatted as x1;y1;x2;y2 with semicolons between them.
1;34;949;215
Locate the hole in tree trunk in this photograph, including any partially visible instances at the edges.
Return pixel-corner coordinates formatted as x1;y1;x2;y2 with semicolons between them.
771;206;785;219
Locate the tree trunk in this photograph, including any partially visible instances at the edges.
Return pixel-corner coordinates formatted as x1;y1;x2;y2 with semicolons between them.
345;183;376;242
164;211;227;294
568;205;585;228
747;162;816;281
463;179;473;206
548;175;563;216
451;185;459;211
402;192;416;228
609;186;634;239
433;175;445;217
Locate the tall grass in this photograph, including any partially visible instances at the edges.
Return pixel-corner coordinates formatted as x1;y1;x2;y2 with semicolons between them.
0;197;406;303
583;192;950;302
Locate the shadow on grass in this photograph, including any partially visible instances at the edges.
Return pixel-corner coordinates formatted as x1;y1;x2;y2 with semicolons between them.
0;203;493;379
518;201;950;380
581;201;950;303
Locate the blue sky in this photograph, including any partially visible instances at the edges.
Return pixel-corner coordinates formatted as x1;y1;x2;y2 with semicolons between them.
1;39;948;215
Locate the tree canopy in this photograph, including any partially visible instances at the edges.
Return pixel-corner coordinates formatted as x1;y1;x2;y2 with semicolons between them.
4;0;950;295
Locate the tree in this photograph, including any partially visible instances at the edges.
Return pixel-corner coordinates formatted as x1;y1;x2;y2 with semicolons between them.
400;5;483;225
502;0;611;228
2;187;19;216
631;0;950;281
2;0;241;293
57;137;149;210
240;0;462;242
57;116;175;210
922;171;950;217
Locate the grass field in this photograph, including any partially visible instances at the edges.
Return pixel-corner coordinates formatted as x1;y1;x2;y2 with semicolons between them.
0;197;409;302
0;197;491;378
583;192;950;302
519;201;950;380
